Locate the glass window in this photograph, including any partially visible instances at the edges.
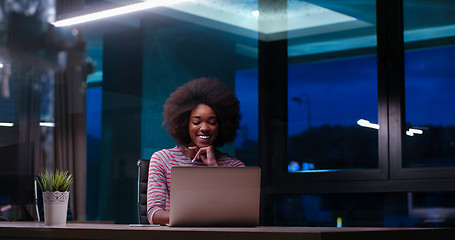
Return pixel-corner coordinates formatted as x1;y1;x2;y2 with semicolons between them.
287;0;378;172
82;1;259;221
403;0;455;168
39;71;55;168
0;61;54;206
235;69;259;166
0;64;14;124
86;87;102;220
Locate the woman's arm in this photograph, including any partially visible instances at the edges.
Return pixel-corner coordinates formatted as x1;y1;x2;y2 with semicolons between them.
147;152;169;225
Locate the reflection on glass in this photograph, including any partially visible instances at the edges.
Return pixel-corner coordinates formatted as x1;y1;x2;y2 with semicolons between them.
403;46;455;168
403;0;455;168
82;0;259;221
287;0;377;172
235;69;258;167
288;55;378;172
0;64;14;123
276;191;455;227
0;60;56;206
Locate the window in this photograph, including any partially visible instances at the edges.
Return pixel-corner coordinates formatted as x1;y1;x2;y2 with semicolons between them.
288;56;378;172
83;1;259;222
286;0;379;174
280;0;455;180
403;0;455;169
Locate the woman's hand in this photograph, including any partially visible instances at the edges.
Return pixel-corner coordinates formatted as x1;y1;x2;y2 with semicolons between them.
191;146;218;166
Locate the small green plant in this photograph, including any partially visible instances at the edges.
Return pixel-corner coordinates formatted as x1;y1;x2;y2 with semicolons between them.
37;169;73;192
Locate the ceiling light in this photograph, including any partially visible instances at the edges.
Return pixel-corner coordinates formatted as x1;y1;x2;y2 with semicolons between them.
357;119;379;129
0;122;13;127
406;128;423;136
52;0;188;27
251;10;259;17
408;128;423;135
40;122;55;127
0;122;56;127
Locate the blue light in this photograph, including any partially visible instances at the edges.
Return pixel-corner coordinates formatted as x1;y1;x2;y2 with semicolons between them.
288;161;300;172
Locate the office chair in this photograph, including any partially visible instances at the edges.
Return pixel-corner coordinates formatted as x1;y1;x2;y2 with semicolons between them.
137;159;150;224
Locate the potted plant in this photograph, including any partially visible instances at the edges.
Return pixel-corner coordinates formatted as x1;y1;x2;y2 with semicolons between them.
36;169;73;226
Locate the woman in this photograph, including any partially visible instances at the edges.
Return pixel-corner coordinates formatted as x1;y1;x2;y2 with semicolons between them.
146;77;245;225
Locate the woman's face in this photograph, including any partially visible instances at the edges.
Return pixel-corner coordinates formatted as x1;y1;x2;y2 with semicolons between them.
188;104;219;148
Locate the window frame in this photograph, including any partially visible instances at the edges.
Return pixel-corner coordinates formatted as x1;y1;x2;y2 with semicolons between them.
258;0;455;195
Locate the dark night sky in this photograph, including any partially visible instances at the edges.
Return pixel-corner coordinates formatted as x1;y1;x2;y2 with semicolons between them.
405;46;455;127
235;45;455;143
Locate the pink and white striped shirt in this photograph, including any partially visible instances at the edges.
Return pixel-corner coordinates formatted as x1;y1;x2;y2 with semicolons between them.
146;146;245;224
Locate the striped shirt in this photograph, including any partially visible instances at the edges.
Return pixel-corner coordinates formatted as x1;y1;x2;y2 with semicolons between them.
146;146;245;224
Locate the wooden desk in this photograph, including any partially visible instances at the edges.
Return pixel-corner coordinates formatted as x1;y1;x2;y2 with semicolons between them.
1;222;454;240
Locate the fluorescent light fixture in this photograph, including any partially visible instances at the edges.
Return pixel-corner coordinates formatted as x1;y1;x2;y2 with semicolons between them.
52;0;188;27
0;122;13;127
0;122;55;127
408;128;423;135
0;63;3;68
357;119;379;129
251;10;259;17
40;122;55;127
406;128;423;136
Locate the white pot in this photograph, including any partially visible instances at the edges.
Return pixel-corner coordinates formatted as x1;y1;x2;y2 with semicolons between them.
42;191;69;226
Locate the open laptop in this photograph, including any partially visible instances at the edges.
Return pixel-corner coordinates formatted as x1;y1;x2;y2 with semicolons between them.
169;166;261;227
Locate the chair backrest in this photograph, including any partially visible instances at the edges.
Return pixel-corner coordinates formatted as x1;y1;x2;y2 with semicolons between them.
137;159;150;224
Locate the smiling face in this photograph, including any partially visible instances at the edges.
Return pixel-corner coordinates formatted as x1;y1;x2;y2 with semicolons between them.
188;104;219;148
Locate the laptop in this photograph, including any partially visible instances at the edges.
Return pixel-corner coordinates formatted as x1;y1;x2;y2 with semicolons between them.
169;166;261;227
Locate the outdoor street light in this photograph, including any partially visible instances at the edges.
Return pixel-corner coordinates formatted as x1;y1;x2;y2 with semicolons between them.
291;93;311;130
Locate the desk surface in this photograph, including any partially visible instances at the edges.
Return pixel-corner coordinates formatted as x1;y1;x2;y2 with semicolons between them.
1;222;455;240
